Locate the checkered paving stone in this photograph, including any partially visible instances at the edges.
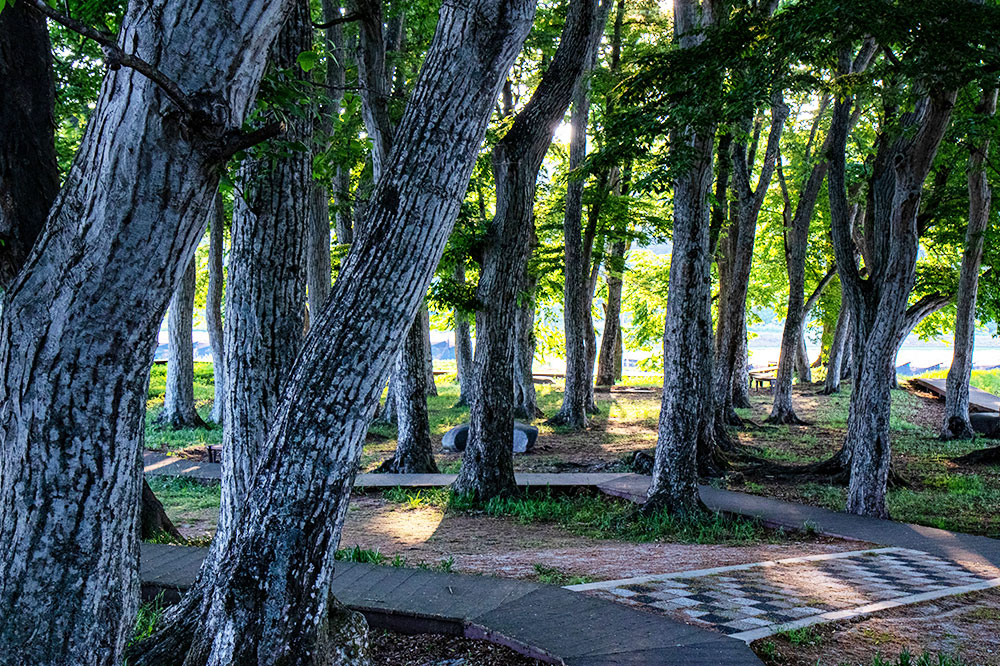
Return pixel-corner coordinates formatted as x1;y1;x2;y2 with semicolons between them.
566;548;1000;640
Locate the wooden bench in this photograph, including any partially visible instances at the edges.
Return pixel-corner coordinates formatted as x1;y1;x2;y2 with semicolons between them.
749;367;778;390
206;444;222;464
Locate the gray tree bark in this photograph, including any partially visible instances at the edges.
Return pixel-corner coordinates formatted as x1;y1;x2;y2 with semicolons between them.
454;261;475;406
323;0;354;246
716;97;788;426
550;42;602;427
422;303;438;396
207;192;227;424
0;1;59;289
823;292;851;394
646;0;721;516
943;86;997;440
307;186;333;317
793;266;837;385
513;261;540;420
828;48;957;518
0;0;295;660
456;0;611;500
596;239;627;386
128;4;536;662
220;0;312;542
157;254;207;428
378;315;439;473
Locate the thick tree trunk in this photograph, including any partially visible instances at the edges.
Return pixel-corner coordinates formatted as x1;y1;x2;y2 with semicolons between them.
551;47;600;427
456;0;610;500
422;304;438;396
127;4;536;662
323;0;354;246
646;0;719;516
0;1;59;289
207;193;227;424
0;0;294;661
716;98;788;426
823;295;850;394
220;1;312;544
596;239;626;386
157;254;207;428
943;87;996;439
828;47;956;518
307;186;333;316
378;315;439;473
733;325;752;408
376;372;400;425
454;262;475;406
795;331;812;383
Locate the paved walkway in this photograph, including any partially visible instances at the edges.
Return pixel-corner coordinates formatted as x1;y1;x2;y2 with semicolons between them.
567;547;1000;643
912;376;1000;413
140;543;762;665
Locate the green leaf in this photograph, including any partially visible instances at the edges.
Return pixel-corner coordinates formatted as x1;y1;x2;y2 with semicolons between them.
296;50;320;73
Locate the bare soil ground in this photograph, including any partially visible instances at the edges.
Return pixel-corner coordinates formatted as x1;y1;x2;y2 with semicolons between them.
369;630;542;665
752;588;1000;665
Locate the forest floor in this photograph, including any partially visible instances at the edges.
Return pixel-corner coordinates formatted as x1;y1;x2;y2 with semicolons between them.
144;366;1000;665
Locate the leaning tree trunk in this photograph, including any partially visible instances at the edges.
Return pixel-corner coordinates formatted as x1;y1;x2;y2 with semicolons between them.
0;0;295;661
823;294;851;394
378;315;440;473
220;0;312;543
422;304;438;396
513;264;540;420
127;4;536;662
157;254;207;428
646;0;718;516
943;86;997;440
206;193;227;424
0;1;59;290
456;0;611;500
551;46;600;427
596;239;626;386
454;261;475;406
828;47;956;517
716;98;788;427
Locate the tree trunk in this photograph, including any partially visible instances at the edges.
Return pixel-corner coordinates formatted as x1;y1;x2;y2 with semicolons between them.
795;330;812;383
157;254;207;428
323;0;354;246
422;303;438;396
206;193;227;424
0;1;59;289
551;44;600;427
454;261;475;407
375;371;400;425
0;0;295;660
140;478;185;543
646;0;719;516
828;47;957;518
823;294;851;394
943;86;997;439
733;324;752;407
456;0;611;500
128;4;535;662
378;316;439;473
307;186;333;317
596;239;626;386
220;0;312;542
716;97;788;426
513;264;539;420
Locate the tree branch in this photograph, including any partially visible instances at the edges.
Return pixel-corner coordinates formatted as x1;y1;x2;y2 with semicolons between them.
312;11;361;29
220;122;286;160
27;0;198;118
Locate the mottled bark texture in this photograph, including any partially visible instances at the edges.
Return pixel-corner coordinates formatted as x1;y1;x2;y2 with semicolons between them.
943;86;997;440
140;478;184;543
716;98;788;426
828;48;956;518
0;1;59;290
308;186;333;316
646;0;720;516
220;0;312;543
128;3;536;663
823;291;851;394
514;262;540;420
422;304;438;396
206;193;227;424
378;315;439;473
0;0;295;661
355;0;394;182
323;0;354;246
454;261;475;406
551;46;601;427
596;239;626;386
456;0;610;500
157;253;207;428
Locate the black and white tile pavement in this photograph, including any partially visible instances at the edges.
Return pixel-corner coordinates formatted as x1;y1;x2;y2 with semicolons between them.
565;547;1000;642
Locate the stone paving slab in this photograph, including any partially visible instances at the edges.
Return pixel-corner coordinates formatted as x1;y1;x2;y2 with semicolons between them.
912;377;1000;413
567;547;1000;643
139;544;762;665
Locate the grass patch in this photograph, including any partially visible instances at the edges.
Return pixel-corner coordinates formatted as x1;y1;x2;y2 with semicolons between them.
922;368;1000;396
776;625;822;646
532;563;594;587
146;476;221;518
129;593;166;647
869;650;969;666
335;544;454;572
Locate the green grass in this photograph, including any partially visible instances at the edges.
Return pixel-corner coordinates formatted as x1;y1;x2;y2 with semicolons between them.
129;593;166;647
867;650;969;666
921;368;1000;396
146;362;221;451
334;544;455;572
146;476;221;517
777;625;822;646
532;563;594;586
381;486;773;545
